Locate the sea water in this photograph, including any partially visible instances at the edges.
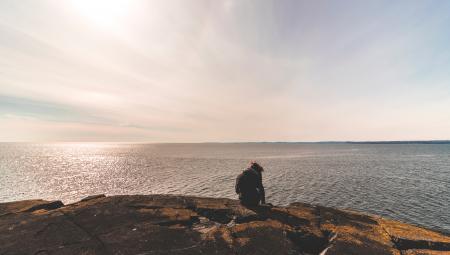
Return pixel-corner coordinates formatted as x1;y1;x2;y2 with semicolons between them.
0;142;449;233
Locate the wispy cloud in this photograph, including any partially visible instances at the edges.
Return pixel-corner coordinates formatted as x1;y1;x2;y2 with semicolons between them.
0;0;449;141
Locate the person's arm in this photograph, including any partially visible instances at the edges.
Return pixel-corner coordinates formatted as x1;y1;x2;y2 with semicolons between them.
257;173;265;204
235;174;241;194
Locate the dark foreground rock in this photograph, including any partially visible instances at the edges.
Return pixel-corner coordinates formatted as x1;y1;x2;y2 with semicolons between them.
0;195;449;255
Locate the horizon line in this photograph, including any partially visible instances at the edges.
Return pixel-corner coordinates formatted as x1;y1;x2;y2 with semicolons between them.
1;140;449;144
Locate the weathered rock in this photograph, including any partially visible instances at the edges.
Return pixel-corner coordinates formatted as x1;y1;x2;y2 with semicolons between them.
0;195;448;255
403;250;450;255
80;194;106;202
0;199;63;216
379;218;450;253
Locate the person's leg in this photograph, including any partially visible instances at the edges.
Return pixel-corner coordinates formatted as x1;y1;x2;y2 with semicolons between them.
239;196;259;207
239;191;261;207
240;197;259;207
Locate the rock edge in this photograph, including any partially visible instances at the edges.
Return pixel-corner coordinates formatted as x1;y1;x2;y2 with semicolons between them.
0;194;449;255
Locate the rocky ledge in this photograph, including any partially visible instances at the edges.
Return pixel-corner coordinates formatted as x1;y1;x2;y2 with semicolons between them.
0;195;449;255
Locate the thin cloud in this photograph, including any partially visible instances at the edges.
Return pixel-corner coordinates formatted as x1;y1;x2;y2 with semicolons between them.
0;0;449;142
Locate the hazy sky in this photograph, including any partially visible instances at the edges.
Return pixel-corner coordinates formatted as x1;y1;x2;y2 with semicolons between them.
1;0;449;142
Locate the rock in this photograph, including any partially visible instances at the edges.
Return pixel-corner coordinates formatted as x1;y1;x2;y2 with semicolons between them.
403;250;450;255
0;195;448;255
379;218;450;253
22;200;64;212
80;194;106;202
0;199;63;216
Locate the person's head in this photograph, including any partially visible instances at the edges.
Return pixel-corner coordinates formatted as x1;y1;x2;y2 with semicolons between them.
249;161;264;172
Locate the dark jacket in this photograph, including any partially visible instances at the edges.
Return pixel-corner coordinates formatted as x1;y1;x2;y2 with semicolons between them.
235;167;265;205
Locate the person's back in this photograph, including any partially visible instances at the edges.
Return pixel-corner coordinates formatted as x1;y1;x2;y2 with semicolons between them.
235;162;265;206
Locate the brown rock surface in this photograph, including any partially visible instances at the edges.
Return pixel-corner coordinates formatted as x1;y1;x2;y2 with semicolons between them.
0;195;448;255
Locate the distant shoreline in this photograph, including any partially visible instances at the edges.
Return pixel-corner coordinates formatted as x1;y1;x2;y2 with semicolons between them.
343;140;450;144
228;140;450;144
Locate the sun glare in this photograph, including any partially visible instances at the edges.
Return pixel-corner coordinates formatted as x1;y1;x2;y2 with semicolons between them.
69;0;132;29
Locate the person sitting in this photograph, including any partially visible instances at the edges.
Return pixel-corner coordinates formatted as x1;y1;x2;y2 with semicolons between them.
235;161;266;207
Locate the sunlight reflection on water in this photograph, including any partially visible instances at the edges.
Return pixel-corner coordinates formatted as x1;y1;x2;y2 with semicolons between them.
0;142;449;233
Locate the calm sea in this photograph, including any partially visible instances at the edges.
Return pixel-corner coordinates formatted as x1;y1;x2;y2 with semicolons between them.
0;143;449;233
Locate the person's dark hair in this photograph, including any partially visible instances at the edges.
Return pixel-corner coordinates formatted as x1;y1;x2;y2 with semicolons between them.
249;161;264;172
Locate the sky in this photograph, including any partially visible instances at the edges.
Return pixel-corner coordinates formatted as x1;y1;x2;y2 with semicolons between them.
0;0;450;142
